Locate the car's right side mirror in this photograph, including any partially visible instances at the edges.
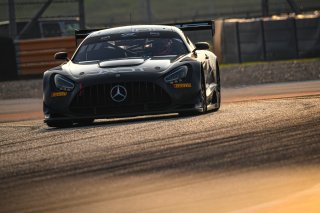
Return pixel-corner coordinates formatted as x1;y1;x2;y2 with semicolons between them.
194;42;210;50
54;52;68;60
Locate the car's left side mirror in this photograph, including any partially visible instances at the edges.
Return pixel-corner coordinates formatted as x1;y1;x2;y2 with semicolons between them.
54;52;68;60
194;42;210;50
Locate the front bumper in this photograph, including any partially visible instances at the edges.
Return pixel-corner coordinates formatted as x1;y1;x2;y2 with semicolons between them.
43;70;202;122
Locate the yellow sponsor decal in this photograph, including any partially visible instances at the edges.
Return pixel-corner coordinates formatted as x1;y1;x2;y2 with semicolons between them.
51;91;68;97
173;83;192;88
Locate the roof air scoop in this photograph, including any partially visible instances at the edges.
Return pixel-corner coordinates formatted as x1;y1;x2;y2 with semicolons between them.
99;58;145;68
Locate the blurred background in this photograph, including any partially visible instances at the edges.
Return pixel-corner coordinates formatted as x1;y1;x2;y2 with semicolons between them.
0;0;319;80
0;0;319;27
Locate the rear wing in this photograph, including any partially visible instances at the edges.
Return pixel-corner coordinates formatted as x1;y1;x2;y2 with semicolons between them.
169;20;215;36
75;29;101;46
74;20;215;47
168;20;215;48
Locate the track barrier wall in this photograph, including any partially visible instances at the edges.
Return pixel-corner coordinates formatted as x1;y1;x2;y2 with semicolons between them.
296;17;320;58
17;36;75;76
221;15;320;63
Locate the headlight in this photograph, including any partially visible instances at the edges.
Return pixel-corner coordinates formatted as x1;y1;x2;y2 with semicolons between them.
164;66;188;83
54;74;75;91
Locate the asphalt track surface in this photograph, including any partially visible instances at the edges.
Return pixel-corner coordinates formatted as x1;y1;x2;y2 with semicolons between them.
0;81;320;213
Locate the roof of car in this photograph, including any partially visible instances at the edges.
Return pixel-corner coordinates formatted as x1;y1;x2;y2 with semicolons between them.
89;25;181;37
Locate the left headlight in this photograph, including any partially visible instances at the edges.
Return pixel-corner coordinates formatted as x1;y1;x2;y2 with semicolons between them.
164;66;188;83
54;74;75;91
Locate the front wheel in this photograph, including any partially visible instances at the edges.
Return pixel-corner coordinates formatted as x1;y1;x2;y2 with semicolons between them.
212;62;221;112
46;120;73;128
200;70;208;113
179;70;207;117
74;119;95;126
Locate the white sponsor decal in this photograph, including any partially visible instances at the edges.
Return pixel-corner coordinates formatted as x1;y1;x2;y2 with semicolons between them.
84;67;147;76
121;32;137;37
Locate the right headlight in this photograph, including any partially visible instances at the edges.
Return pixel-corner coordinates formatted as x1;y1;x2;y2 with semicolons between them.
164;66;188;83
54;74;75;91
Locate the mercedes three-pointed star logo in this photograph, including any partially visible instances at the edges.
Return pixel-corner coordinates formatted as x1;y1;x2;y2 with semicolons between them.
110;85;127;102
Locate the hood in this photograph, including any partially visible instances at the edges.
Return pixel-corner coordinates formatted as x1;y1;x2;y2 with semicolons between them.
63;57;181;78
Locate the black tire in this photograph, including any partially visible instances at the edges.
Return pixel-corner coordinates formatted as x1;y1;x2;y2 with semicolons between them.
200;69;208;113
179;69;207;117
46;120;73;128
74;119;95;126
212;62;221;112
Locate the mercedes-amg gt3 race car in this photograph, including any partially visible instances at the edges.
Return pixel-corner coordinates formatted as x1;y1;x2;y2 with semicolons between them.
43;22;221;127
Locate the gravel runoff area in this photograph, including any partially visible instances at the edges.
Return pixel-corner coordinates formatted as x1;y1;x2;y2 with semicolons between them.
0;60;319;100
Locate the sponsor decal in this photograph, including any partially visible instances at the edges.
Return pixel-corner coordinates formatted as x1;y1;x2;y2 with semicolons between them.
150;32;160;36
172;83;192;88
51;91;68;97
100;35;111;40
121;32;137;37
83;67;147;76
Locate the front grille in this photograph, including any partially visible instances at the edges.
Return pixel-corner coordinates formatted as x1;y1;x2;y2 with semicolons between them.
69;82;171;115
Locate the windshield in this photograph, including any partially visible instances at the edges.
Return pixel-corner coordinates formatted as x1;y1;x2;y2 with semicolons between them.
72;32;189;63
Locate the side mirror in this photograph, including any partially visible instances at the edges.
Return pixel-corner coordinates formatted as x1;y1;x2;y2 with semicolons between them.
54;52;68;60
194;42;210;50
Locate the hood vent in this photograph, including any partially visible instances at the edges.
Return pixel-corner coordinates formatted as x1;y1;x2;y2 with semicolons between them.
99;58;145;68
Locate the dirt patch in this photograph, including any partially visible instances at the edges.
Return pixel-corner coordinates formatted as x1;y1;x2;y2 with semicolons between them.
0;79;42;100
221;60;320;87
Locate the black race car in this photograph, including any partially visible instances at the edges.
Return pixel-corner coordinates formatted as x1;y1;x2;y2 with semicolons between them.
43;22;221;127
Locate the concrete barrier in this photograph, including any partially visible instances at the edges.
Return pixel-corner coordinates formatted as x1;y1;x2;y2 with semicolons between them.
17;36;75;75
221;15;320;64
